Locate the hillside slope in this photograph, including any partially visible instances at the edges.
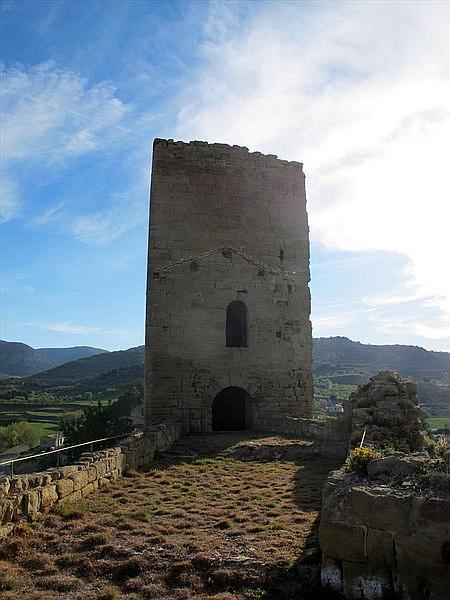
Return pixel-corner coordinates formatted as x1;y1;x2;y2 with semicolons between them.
37;346;107;366
0;341;57;377
31;346;145;383
313;336;449;380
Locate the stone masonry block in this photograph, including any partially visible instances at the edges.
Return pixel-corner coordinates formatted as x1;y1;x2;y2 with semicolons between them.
68;470;90;491
350;487;412;531
40;485;58;511
319;520;366;562
56;478;74;499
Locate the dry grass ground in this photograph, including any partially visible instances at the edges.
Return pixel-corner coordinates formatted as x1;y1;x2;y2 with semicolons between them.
0;433;342;600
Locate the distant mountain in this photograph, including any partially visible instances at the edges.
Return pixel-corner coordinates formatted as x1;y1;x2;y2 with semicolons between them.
31;346;145;383
28;337;449;385
37;346;107;366
0;341;57;377
313;336;449;380
0;341;108;377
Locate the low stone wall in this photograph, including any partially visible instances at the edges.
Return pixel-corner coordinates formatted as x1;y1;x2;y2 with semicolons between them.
257;414;351;454
0;420;180;538
319;468;450;600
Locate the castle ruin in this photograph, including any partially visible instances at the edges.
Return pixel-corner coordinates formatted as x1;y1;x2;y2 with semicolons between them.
144;139;313;433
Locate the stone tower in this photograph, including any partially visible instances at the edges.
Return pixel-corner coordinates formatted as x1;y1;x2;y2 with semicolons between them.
145;139;313;433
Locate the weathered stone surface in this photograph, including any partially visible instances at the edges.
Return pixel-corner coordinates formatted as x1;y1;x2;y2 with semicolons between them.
0;523;14;539
145;139;313;434
68;470;90;491
350;486;412;531
319;521;366;562
9;476;28;493
86;466;97;483
23;490;41;519
40;485;58;511
349;371;425;452
0;477;10;498
27;474;44;488
62;490;82;503
365;528;396;568
81;482;95;498
56;478;74;498
58;465;80;477
417;497;450;525
1;499;16;524
367;452;429;478
320;465;450;600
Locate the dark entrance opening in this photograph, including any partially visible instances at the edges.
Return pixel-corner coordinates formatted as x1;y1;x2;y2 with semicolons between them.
226;301;248;347
212;387;250;431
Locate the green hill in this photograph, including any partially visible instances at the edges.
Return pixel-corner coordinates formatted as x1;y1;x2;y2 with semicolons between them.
313;336;449;380
31;346;145;383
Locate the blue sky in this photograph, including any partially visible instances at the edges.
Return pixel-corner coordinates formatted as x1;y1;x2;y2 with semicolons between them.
1;0;449;352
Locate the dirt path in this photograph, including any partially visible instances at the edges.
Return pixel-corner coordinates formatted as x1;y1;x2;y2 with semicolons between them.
0;433;342;600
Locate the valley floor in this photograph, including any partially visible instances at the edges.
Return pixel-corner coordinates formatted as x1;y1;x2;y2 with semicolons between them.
0;433;342;600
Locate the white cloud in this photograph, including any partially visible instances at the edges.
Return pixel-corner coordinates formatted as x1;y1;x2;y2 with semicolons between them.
1;61;132;165
174;0;449;346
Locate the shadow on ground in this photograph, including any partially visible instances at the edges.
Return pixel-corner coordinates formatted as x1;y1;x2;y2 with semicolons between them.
153;432;344;599
0;431;344;600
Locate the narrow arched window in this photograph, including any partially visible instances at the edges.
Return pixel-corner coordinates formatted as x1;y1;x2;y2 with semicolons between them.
226;301;248;347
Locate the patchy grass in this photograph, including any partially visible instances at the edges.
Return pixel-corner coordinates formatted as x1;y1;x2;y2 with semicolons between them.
0;433;342;600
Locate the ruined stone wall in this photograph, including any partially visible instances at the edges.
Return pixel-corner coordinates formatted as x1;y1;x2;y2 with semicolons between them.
0;421;180;538
320;468;450;600
257;414;351;457
145;139;313;432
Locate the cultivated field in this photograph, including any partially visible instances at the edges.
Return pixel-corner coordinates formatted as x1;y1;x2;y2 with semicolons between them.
0;433;342;600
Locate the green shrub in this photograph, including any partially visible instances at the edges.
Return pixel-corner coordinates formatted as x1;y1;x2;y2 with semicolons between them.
345;447;382;474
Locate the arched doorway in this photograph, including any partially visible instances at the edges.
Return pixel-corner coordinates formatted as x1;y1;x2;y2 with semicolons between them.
212;387;251;431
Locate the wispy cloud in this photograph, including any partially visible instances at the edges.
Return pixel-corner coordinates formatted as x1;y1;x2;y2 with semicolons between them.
312;305;377;336
1;60;153;242
70;184;149;245
30;201;66;227
0;176;20;222
1;61;132;165
25;321;103;335
24;320;136;341
367;306;449;344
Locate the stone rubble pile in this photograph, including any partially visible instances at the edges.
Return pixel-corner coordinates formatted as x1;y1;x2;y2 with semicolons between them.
350;371;425;452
